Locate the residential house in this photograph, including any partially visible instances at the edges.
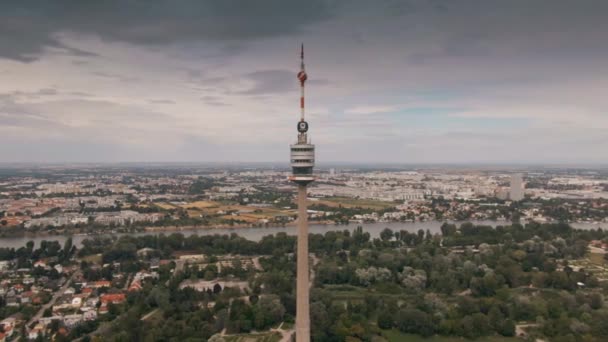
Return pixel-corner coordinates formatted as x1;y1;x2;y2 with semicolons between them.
63;314;83;328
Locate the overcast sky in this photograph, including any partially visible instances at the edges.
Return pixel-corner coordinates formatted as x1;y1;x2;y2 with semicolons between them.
1;0;607;164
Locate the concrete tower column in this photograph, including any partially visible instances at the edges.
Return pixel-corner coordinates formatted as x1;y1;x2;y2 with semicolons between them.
296;184;310;342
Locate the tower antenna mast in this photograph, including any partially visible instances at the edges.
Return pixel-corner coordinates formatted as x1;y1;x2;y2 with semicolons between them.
298;43;307;122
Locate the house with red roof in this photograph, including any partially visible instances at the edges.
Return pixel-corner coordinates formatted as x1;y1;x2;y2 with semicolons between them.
99;293;126;314
91;280;111;288
100;293;125;304
128;280;142;292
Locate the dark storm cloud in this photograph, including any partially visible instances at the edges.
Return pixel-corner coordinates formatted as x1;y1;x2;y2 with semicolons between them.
0;0;335;62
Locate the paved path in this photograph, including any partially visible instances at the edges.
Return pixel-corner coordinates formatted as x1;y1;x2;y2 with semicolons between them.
270;323;294;342
140;308;160;321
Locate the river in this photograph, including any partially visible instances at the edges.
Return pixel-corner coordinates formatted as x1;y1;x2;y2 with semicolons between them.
0;221;604;249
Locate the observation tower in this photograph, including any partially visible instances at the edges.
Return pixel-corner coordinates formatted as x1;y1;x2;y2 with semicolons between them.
290;44;314;342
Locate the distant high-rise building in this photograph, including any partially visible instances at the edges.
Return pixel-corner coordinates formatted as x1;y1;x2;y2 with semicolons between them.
510;173;524;201
289;44;314;342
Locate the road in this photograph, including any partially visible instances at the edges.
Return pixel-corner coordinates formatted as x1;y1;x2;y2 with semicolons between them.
27;271;79;328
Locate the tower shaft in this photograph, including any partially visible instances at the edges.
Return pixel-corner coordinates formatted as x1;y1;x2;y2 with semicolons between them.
295;184;310;342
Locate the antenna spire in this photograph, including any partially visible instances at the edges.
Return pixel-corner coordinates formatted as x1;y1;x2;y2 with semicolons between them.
297;43;308;122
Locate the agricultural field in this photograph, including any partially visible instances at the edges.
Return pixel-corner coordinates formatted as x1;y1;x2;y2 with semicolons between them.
154;202;179;210
180;200;219;210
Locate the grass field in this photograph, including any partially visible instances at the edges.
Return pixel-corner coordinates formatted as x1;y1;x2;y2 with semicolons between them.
382;330;520;342
588;252;607;265
154;202;179;210
220;214;261;223
180;200;219;209
224;331;282;342
154;199;297;223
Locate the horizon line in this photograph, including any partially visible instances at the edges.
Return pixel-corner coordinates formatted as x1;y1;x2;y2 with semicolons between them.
0;161;607;168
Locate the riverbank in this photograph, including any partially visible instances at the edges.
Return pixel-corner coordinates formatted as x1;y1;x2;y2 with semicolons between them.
0;220;604;250
141;219;341;232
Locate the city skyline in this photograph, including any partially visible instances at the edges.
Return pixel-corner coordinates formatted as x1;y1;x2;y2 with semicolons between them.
2;1;608;164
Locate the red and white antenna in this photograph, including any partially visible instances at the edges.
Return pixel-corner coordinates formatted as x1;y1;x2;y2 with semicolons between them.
297;43;308;122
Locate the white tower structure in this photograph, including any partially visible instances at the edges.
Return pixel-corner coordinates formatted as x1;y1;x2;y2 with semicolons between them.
290;44;313;342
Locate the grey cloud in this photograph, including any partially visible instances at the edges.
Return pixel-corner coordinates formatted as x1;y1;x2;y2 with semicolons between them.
201;96;229;107
0;89;60;102
308;79;330;86
1;1;608;163
0;98;60;128
187;73;227;86
2;98;168;121
0;0;335;62
0;12;99;62
38;88;58;96
91;71;140;83
239;70;296;95
149;99;176;105
69;91;94;97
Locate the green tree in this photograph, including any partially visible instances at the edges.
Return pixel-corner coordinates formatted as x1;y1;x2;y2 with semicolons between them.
380;228;394;241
